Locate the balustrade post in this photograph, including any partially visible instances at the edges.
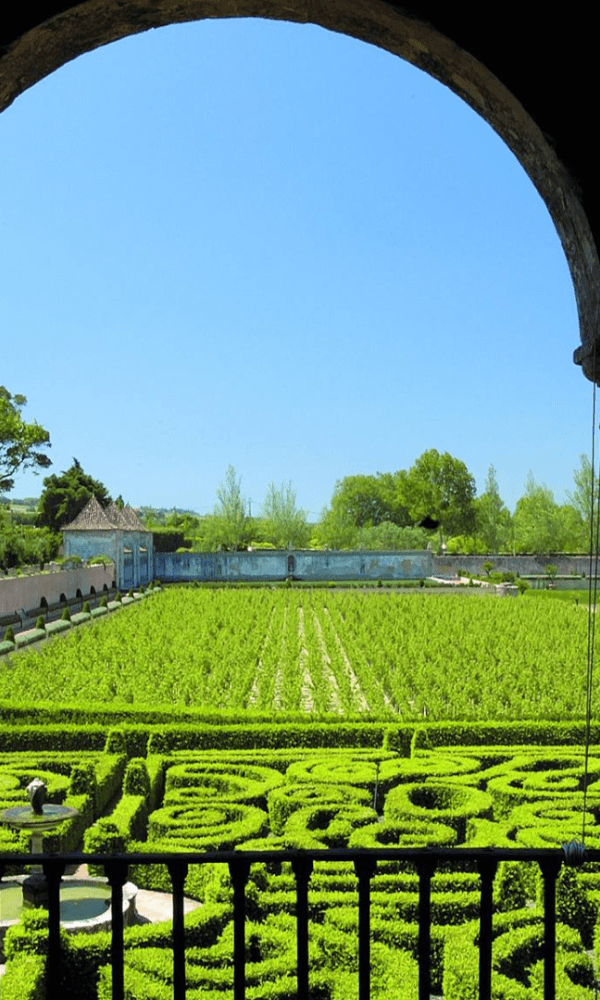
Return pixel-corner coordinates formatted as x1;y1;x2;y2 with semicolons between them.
228;858;251;1000
42;859;65;999
167;860;189;1000
539;857;562;1000
105;860;129;1000
477;857;498;1000
354;855;377;1000
415;856;436;1000
291;855;313;1000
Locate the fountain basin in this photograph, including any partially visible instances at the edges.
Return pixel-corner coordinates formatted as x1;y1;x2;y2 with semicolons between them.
0;875;139;961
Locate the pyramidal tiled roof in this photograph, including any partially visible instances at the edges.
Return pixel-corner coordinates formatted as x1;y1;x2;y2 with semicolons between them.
105;502;148;532
62;496;117;531
105;502;127;528
121;505;148;531
64;497;150;533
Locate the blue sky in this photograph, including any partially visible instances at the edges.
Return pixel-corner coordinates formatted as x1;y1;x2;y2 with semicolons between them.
0;18;587;520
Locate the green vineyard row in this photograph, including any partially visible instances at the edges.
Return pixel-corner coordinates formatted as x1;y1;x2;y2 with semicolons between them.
0;588;590;720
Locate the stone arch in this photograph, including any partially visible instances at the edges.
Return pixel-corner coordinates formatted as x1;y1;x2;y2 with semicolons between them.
0;3;598;378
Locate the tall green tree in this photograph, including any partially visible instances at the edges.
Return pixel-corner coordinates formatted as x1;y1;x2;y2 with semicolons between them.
475;465;512;553
328;472;410;529
37;459;112;532
262;481;310;549
565;454;597;551
355;521;430;551
210;465;250;551
513;473;561;555
316;505;358;550
0;387;51;493
403;449;477;540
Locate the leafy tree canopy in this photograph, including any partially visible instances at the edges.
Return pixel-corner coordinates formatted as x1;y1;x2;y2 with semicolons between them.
403;449;477;539
475;465;512;554
513;472;561;556
261;481;310;549
354;521;430;551
329;472;410;529
316;505;358;550
0;387;51;493
37;459;112;532
207;465;251;551
565;454;596;551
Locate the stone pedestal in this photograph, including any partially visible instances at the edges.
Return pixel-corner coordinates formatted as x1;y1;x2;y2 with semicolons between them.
22;872;50;908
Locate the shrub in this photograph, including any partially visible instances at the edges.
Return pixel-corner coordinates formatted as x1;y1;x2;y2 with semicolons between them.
557;866;597;948
99;595;108;608
15;628;46;648
82;601;91;613
70;761;98;809
61;606;71;621
495;862;529;911
4;625;14;643
124;758;151;798
34;615;45;631
0;953;45;1000
45;618;72;635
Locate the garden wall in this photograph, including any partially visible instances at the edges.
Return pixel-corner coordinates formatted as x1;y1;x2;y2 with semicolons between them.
0;564;115;616
154;549;433;582
432;554;592;576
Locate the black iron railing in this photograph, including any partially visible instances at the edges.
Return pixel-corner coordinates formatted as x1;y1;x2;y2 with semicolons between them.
0;846;595;1000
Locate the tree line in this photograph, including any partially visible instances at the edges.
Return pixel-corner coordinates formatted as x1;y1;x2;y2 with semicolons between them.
142;452;599;556
0;383;598;561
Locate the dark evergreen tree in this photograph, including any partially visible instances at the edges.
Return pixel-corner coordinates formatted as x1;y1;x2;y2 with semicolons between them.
36;459;112;532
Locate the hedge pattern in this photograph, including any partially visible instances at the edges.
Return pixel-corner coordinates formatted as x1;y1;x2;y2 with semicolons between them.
3;730;600;998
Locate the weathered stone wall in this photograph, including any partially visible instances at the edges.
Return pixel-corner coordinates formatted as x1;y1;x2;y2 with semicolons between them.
0;564;115;617
432;554;592;577
154;549;433;582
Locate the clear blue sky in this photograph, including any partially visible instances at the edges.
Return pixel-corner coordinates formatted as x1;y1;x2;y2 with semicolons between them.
0;17;588;520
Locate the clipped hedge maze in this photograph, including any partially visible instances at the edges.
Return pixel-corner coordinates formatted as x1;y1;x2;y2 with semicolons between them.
3;732;600;999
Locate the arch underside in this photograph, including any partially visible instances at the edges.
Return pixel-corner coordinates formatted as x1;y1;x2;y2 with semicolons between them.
1;0;598;381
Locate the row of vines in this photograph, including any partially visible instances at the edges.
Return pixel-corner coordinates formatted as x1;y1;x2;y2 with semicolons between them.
0;588;589;719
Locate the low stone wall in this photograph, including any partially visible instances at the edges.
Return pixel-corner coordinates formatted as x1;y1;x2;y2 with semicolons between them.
0;564;116;617
432;554;592;576
154;549;433;582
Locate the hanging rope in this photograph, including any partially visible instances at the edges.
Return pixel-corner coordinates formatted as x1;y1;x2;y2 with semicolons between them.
582;344;600;845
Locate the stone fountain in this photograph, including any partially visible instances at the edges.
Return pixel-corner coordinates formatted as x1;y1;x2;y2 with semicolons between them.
0;779;138;959
1;777;80;906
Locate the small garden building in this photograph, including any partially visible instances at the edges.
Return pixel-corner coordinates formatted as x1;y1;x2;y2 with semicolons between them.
62;497;153;590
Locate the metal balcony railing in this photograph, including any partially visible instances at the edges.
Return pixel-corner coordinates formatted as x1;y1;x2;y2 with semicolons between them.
1;846;595;1000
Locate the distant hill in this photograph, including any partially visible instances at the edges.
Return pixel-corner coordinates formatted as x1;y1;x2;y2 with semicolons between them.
0;496;39;508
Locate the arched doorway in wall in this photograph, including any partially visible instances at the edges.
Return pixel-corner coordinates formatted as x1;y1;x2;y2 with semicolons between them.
0;20;587;528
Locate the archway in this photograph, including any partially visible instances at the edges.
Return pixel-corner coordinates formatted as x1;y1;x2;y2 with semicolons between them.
0;1;598;382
